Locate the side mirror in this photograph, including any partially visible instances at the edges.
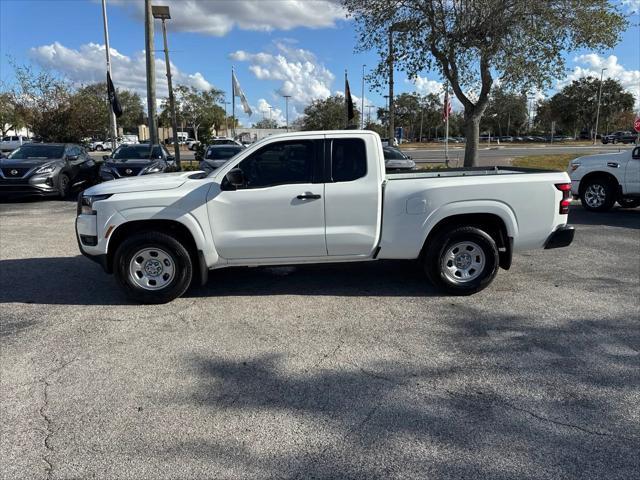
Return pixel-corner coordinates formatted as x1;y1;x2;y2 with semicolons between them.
166;155;175;162
222;168;245;190
632;147;640;160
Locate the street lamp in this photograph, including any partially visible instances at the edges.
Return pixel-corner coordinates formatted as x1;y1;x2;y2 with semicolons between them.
283;95;291;132
388;21;413;141
593;67;607;145
152;4;180;167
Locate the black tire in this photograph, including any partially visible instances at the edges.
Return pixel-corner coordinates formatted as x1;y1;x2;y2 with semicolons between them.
58;174;70;199
612;138;618;145
580;177;616;212
618;197;640;208
114;231;193;304
96;145;104;151
424;226;499;295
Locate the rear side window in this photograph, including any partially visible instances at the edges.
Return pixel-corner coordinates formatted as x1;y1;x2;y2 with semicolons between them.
331;138;367;182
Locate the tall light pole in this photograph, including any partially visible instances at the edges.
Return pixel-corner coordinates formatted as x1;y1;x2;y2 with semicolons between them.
144;0;158;144
388;21;412;142
593;67;607;145
152;5;179;166
100;0;118;151
361;64;366;129
283;95;291;131
223;100;230;136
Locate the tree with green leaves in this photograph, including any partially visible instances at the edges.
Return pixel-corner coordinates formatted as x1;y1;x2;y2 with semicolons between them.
344;0;627;166
482;87;528;137
0;87;26;137
299;95;360;131
536;77;634;137
166;85;225;141
253;118;279;129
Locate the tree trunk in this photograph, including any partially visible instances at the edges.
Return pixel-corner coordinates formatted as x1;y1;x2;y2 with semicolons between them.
463;113;481;167
192;124;199;142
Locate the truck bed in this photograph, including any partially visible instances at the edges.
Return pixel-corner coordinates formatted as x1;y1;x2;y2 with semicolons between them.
386;166;558;181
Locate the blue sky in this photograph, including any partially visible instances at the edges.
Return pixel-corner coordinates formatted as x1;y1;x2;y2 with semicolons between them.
1;0;639;127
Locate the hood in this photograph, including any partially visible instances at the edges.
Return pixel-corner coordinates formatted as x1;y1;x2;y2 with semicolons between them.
84;171;195;195
0;157;62;168
105;158;159;166
571;150;628;168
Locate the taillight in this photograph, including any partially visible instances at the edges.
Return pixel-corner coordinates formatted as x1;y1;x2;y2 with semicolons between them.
555;183;571;214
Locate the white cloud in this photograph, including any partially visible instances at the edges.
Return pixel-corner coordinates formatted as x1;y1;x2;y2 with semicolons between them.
112;0;346;37
559;54;640;110
621;0;640;13
254;98;286;126
408;76;444;96
29;42;215;101
230;42;335;108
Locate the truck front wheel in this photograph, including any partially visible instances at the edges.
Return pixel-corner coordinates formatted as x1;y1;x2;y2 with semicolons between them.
114;231;193;304
580;178;616;212
424;226;499;295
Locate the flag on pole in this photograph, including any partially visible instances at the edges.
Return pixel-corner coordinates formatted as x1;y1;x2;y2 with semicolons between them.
345;71;355;125
443;89;452;121
107;71;123;118
232;70;252;116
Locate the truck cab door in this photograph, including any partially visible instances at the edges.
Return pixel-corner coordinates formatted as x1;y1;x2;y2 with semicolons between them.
324;136;383;256
625;147;640;194
207;137;327;260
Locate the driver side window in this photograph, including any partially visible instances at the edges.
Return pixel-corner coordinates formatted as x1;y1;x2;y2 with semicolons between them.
237;140;318;189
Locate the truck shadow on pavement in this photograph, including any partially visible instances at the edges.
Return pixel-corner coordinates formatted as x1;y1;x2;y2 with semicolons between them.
176;309;639;479
568;205;640;229
0;257;438;305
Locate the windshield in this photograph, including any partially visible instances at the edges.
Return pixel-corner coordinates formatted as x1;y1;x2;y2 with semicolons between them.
383;148;406;160
8;145;64;160
205;146;243;160
112;145;164;160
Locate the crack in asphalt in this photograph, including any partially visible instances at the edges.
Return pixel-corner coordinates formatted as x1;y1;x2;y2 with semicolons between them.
350;362;638;445
38;357;78;479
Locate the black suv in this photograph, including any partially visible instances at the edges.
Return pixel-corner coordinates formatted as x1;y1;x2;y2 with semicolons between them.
0;143;99;199
100;144;177;181
601;131;638;145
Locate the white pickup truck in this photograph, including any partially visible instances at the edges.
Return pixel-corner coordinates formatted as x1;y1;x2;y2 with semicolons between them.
76;130;574;303
569;146;640;211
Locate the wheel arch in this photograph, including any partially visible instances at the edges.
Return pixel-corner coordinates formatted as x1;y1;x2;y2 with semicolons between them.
578;171;620;195
420;212;513;270
105;219;207;284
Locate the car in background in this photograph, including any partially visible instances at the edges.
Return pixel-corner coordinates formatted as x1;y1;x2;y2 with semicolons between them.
99;144;177;181
601;131;638;145
380;137;399;147
121;134;139;145
199;144;245;173
0;143;99;198
186;138;200;150
89;138;120;151
568;146;640;211
208;138;243;147
1;135;31;152
383;146;416;172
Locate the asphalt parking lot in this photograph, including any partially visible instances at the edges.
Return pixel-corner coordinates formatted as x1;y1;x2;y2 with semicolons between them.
1;199;638;479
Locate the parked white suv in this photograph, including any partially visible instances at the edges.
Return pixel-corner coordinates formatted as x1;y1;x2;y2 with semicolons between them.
1;135;30;152
76;130;574;303
569;146;640;211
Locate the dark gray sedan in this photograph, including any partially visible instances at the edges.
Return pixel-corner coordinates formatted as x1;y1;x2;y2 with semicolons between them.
199;145;245;173
0;143;98;198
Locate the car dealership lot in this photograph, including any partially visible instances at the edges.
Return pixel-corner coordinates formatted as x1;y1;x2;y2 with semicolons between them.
1;200;638;479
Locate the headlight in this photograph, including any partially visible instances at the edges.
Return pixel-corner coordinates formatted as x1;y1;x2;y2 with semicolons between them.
570;162;581;172
35;164;56;175
142;164;163;174
78;194;112;215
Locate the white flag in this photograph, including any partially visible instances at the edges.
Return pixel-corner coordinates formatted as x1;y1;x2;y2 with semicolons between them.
232;71;252;116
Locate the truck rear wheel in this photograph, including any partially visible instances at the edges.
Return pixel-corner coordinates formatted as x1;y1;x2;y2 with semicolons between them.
114;231;193;304
424;226;499;295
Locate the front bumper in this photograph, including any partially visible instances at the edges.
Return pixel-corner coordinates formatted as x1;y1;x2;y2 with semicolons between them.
0;176;60;197
544;225;575;249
